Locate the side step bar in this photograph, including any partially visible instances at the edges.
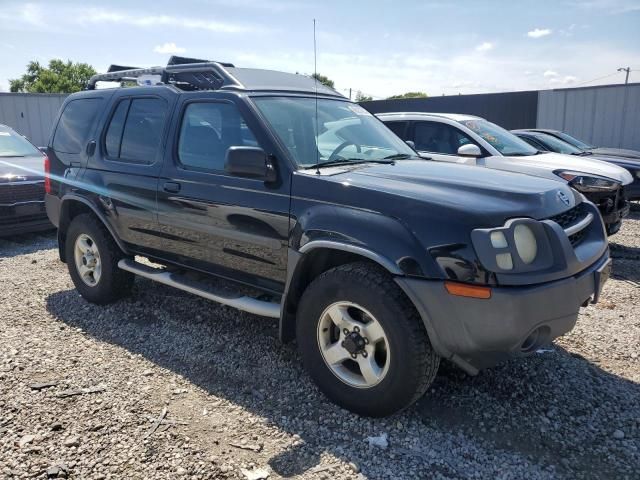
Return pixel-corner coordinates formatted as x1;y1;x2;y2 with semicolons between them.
118;259;281;318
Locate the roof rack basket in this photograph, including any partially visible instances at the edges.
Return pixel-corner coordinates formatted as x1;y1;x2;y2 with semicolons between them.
86;56;238;91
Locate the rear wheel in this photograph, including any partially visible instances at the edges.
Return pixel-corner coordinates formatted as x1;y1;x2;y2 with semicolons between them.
296;262;439;417
65;214;134;304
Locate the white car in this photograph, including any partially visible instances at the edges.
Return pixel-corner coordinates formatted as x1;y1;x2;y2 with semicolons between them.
378;112;633;234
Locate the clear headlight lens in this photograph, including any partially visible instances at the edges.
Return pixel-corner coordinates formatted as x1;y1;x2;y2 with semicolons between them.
556;171;619;192
513;224;537;264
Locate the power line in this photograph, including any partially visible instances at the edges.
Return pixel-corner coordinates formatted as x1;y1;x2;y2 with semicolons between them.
571;71;622;88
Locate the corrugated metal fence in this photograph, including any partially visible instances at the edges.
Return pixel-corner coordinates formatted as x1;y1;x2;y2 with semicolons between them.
0;93;67;147
537;83;640;151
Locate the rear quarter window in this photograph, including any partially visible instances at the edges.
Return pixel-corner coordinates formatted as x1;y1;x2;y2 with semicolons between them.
53;98;102;154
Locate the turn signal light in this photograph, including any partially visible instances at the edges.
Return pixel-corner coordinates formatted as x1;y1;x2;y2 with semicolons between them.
445;281;492;299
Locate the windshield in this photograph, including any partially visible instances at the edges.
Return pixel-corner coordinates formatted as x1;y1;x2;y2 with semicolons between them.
461;119;538;156
252;97;415;167
0;129;42;157
553;131;594;150
535;132;582;154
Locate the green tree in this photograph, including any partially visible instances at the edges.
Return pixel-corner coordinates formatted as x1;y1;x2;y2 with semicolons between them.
9;60;96;93
387;91;428;100
311;72;335;88
355;90;373;102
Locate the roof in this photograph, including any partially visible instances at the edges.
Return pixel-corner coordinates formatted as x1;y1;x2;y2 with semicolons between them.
88;56;343;98
375;111;483;122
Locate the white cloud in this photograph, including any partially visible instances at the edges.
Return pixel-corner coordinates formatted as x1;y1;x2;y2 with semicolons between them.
527;28;552;38
544;70;559;77
475;42;494;52
154;42;186;55
77;9;264;34
550;75;579;85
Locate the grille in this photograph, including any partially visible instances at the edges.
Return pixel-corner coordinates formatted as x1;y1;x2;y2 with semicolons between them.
0;182;45;205
548;203;589;247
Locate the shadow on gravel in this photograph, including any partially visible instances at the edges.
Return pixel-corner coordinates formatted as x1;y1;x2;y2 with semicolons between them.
0;230;56;258
45;279;640;478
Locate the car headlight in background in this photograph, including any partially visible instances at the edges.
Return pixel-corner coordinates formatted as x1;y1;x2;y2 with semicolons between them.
555;171;620;193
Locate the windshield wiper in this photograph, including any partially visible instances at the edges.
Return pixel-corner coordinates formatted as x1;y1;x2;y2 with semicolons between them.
382;153;413;160
305;159;395;169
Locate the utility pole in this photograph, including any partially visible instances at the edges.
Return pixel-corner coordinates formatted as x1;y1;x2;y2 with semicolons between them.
349;88;352;100
618;67;631;84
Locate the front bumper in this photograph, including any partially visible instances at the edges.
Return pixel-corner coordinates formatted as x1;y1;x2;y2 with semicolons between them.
396;252;611;375
0;202;53;236
585;187;630;233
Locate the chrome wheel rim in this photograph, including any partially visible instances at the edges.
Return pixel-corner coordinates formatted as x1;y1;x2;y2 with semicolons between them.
317;301;390;388
74;233;102;287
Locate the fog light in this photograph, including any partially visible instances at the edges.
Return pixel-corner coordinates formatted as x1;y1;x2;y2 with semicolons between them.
496;253;513;270
490;231;508;248
514;224;537;264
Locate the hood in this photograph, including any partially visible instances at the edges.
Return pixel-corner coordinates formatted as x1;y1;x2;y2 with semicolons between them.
0;155;45;182
296;160;580;226
493;152;634;185
590;147;640;160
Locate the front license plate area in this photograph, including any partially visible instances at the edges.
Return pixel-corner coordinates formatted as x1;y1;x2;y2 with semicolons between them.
592;259;612;304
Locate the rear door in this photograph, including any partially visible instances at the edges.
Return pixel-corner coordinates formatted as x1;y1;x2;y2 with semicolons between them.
156;93;291;293
411;120;480;165
84;89;177;250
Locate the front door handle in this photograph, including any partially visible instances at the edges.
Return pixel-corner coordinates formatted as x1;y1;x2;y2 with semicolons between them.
163;182;181;193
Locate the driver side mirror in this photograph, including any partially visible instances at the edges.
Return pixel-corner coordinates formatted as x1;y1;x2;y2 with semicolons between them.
405;140;416;149
457;144;482;158
225;147;277;182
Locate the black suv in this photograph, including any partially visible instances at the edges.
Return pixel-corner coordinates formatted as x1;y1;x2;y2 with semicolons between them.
45;57;611;417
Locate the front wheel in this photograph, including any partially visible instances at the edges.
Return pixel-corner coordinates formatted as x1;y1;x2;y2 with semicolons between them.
296;262;440;417
65;214;134;304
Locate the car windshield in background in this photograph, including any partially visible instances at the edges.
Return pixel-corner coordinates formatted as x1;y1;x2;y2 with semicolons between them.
461;119;538;156
253;97;416;168
0;130;42;157
553;131;595;150
535;133;583;154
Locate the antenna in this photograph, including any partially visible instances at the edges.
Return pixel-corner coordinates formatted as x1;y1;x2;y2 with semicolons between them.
314;18;320;175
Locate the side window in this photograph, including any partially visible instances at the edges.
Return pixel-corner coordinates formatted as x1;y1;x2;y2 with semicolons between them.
178;102;259;172
414;121;474;155
53;98;102;154
385;121;409;140
104;97;167;164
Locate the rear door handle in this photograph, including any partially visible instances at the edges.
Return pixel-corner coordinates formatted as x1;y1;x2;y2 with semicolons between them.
163;182;181;193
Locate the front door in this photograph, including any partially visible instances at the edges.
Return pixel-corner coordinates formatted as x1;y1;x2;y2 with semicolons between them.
156;95;291;293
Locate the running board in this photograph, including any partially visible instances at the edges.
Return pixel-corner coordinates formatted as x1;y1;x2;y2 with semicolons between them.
118;259;281;318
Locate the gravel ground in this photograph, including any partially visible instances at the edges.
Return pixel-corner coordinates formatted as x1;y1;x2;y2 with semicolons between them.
1;210;639;480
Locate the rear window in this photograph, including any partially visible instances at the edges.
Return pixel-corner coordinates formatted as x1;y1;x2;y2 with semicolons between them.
0;130;41;157
53;98;102;154
104;98;167;164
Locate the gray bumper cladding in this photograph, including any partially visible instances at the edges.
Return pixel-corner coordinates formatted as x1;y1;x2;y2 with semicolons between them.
396;252;611;375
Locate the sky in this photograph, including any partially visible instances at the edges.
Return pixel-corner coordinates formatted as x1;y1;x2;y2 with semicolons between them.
0;0;639;98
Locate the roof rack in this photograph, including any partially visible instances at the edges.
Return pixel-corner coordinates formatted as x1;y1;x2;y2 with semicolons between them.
86;56;239;91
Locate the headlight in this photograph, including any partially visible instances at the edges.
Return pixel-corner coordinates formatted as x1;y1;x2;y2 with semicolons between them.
513;224;537;264
555;171;620;193
471;218;552;274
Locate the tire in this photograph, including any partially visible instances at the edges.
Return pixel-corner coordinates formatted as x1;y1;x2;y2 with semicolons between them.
296;261;440;417
65;213;134;304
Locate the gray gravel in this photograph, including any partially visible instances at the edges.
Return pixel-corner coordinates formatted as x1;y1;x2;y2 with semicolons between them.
1;210;639;479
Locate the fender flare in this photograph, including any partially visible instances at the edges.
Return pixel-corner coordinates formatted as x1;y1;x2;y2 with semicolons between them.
297;240;403;275
59;194;130;259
